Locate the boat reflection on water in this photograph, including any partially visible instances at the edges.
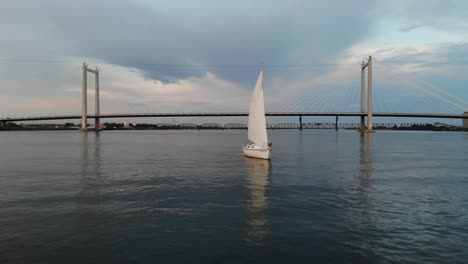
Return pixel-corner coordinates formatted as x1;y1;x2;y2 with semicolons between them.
244;158;271;246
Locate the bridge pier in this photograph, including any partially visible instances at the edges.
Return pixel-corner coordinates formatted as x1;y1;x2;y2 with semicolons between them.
299;115;302;131
464;112;468;130
335;116;339;131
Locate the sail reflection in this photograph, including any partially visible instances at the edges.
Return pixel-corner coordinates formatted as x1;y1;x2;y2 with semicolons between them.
245;158;271;246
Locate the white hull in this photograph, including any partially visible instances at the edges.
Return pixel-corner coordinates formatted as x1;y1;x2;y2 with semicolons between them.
243;147;271;160
244;69;271;160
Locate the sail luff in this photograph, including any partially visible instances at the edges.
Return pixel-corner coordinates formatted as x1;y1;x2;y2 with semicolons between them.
247;69;268;146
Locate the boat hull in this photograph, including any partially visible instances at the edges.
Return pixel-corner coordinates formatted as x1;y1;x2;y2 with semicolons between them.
243;147;271;160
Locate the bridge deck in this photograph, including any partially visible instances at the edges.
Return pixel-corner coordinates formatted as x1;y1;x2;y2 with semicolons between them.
1;112;467;122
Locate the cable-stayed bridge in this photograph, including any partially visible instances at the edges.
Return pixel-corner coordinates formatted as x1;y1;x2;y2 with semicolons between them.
2;112;466;122
1;57;467;131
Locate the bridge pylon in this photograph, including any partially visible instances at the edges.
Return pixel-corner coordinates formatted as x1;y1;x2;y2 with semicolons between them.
81;63;101;132
359;56;374;133
360;60;366;131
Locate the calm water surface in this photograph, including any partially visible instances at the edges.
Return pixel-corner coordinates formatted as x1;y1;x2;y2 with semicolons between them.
1;130;467;263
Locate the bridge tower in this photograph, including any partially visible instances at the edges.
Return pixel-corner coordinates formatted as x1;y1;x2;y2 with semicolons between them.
359;56;374;133
81;63;100;132
360;60;366;131
81;63;87;130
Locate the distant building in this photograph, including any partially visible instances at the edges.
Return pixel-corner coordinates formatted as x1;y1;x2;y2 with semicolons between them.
124;120;130;129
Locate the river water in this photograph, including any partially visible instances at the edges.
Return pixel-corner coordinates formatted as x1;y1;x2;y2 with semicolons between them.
1;130;467;263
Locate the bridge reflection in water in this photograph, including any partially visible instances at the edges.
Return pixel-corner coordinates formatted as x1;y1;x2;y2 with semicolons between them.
79;133;103;212
245;158;271;246
358;133;374;188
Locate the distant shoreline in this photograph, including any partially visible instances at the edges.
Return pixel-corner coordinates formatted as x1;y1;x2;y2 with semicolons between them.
1;127;466;132
1;121;466;132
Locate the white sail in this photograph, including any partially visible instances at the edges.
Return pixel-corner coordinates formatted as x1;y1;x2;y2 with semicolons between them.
247;69;268;146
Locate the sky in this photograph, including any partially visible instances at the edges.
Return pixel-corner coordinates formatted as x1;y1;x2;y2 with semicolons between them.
0;0;467;124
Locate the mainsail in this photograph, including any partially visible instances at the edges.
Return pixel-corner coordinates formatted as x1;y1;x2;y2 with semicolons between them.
247;69;268;146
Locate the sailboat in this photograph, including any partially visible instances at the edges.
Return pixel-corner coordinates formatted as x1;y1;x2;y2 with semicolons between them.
243;68;271;160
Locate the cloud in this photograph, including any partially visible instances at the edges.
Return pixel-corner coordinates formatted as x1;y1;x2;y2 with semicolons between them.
99;63;251;113
374;0;468;32
399;24;423;32
0;58;251;116
1;0;468;119
0;0;377;84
